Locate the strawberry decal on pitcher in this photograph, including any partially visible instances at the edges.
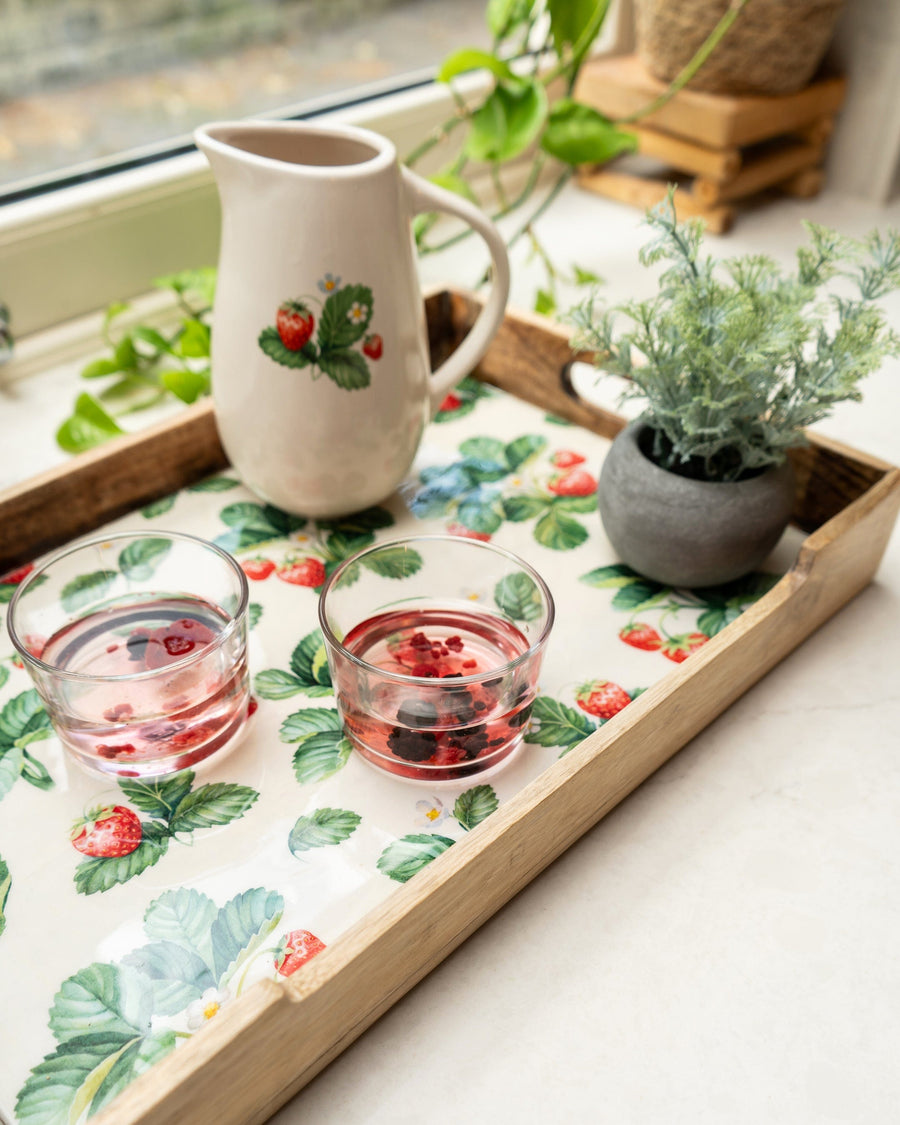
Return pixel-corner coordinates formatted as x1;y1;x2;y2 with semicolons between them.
259;275;380;390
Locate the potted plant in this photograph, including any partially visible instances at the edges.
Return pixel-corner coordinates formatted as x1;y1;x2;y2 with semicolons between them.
571;194;900;587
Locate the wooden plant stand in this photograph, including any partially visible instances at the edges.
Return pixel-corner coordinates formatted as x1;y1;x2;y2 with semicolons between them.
573;55;847;233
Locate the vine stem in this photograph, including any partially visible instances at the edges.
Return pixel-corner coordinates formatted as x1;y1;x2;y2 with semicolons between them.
507;168;573;252
621;0;751;125
405;109;468;169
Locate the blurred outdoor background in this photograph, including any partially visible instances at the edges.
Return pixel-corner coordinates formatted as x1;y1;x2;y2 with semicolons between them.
0;0;488;193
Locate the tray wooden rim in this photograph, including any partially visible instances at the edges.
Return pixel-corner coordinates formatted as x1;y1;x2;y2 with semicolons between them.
3;290;899;1125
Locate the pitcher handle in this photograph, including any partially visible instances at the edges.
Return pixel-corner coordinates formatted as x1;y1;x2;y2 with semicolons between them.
402;167;511;417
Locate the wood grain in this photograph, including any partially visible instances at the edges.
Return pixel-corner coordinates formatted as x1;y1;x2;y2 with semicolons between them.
575;168;735;233
4;294;899;1125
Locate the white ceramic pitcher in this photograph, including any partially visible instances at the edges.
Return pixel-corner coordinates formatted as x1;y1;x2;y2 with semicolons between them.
195;120;510;518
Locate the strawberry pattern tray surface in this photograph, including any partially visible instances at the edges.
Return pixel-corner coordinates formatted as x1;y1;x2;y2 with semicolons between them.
0;379;781;1123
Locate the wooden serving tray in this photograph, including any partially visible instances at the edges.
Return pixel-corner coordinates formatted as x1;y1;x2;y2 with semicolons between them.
2;291;898;1125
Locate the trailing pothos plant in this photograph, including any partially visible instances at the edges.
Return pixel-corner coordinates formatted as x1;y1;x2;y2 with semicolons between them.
56;268;215;453
570;193;900;482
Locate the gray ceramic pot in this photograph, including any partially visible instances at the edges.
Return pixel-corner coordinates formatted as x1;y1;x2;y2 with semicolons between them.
599;422;796;587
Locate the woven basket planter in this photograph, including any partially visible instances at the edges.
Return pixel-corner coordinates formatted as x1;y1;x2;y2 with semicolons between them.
636;0;845;96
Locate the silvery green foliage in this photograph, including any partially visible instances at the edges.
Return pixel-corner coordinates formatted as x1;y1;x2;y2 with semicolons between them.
571;195;900;482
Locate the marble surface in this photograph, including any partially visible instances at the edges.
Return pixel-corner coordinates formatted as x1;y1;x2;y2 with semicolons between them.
6;184;900;1124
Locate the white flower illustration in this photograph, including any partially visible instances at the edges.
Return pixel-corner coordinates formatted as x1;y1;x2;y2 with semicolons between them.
186;986;231;1030
347;302;368;324
415;797;450;828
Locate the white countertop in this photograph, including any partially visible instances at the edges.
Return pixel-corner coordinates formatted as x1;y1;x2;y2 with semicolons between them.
6;183;899;1124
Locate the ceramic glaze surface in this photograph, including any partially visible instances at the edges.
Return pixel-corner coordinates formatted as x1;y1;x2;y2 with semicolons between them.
196;121;510;518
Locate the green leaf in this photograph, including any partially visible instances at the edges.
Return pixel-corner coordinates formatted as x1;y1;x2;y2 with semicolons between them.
60;569;117;613
56;393;124;453
610;582;669;611
0;744;24;802
215;501;306;551
533;508;589;550
437;47;515;84
247;602;263;630
548;0;601;52
187;475;241;493
142;887;217;967
156;266;216;306
289;628;334;693
74;822;171;896
279;707;343;743
0;853;9;936
501;494;552;521
579;563;642;588
534;288;556;315
453;785;499;830
160;367;209;404
258;326;317;369
121;941;215;1016
0;663;8;691
553;493;597;513
377;834;456;883
288;807;362;855
494;572;543;622
318;283;374;350
697;606;731;636
465;80;548;163
429;170;478;203
114;335;138;370
167;783;259;833
141;494;176;518
486;0;531;38
505;433;547;470
89;1030;177;1117
15;1038;137;1125
132;325;172;354
254;669;305;700
177;318;211;358
525;695;595;749
49;962;153;1045
361;546;423;579
81;357;121;379
293;731;353;784
574;264;602;285
0;689;53;799
318;347;371;390
459;436;507;464
316;506;394;535
119;772;194;820
541;98;637;166
117;537;172;581
210;887;284;983
325;528;375;562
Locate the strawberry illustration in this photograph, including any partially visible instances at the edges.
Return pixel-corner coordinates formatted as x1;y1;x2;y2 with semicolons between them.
274;929;326;976
619;623;663;651
277;557;326;588
362;333;383;360
446;522;491;542
662;632;709;663
439;392;462;413
70;805;142;858
0;563;33;585
276;300;315;351
548;468;598;497
551;450;586;469
575;679;632;719
241;558;276;581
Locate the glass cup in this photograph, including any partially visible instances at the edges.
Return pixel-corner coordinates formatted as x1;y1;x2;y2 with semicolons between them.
7;530;250;778
319;535;555;782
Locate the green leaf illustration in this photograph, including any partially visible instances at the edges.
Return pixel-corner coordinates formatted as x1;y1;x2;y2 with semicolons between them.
49;962;154;1045
433;375;492;424
293;732;353;783
504;433;547;470
279;706;342;742
60;569;118;613
141;494;176;519
288;807;362;855
0;663;9;691
533;507;589;550
186;475;241;493
377;834;456;883
88;1030;177;1118
501;494;551;522
0;853;9;937
74;822;171;896
318;283;374;350
215;501;307;551
697;606;741;637
210;888;284;984
494;572;543;622
324;528;375;562
579;563;643;588
247;602;263;630
457;487;504;535
0;743;23;802
117;538;172;581
525;696;595;750
167;783;258;833
285;628;334;696
453;785;499;830
142;887;217;967
16;1038;137;1125
0;689;53;800
611;581;668;611
258;325;317;368
361;546;423;579
254;669;305;700
553;493;597;513
316;506;395;535
121;941;215;1016
318;348;371;390
119;772;194;820
459;436;506;464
